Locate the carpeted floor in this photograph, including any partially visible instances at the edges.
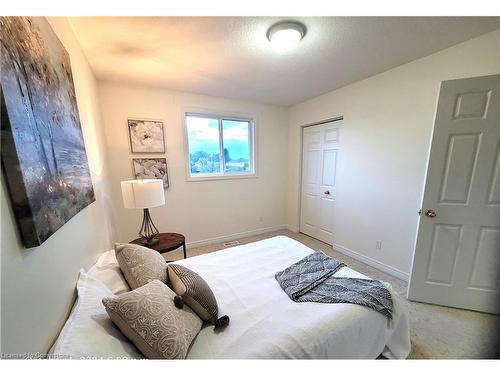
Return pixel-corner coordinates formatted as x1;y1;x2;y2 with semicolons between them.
163;230;500;359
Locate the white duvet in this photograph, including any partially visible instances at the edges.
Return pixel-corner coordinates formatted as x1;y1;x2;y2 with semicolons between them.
176;236;411;359
55;235;410;359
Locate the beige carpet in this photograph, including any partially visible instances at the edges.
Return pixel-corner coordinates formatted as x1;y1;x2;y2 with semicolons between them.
164;230;500;359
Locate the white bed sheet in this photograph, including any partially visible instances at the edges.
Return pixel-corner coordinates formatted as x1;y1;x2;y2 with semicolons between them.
86;235;410;359
174;236;411;359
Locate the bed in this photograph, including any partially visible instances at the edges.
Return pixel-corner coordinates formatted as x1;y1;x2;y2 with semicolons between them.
50;235;411;359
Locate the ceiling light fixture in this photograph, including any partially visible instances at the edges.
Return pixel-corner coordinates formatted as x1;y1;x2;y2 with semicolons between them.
267;21;306;52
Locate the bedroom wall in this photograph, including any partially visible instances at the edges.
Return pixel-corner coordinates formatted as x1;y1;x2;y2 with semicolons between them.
97;81;288;246
0;17;115;356
287;29;500;279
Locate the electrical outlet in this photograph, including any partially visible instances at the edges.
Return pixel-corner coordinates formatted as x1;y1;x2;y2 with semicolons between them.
376;240;382;250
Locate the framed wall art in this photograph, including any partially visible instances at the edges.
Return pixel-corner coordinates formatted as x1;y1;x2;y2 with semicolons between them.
128;119;165;153
132;158;169;188
0;16;95;248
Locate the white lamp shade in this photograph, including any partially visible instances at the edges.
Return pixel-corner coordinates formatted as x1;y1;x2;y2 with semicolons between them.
121;179;165;209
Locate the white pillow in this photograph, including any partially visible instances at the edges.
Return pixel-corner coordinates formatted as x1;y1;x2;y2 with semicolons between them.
87;250;130;295
49;270;143;359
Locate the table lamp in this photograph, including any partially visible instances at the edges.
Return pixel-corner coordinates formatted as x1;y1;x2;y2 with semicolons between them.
121;179;165;246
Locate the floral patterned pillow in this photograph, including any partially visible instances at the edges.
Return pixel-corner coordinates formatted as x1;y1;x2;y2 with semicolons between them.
114;242;167;289
102;280;202;359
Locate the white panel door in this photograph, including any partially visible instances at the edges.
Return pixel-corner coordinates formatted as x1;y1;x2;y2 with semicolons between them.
300;122;340;245
408;74;500;314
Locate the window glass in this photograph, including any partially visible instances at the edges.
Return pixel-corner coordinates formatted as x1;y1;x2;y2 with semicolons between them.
186;115;221;174
185;113;254;178
222;120;251;173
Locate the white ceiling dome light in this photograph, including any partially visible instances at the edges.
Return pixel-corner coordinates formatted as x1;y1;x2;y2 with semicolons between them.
267;21;306;52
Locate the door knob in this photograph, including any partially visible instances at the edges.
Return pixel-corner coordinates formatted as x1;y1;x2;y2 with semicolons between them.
425;209;437;218
324;190;330;195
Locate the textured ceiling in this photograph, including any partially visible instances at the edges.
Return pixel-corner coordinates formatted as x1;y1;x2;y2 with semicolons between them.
69;17;500;106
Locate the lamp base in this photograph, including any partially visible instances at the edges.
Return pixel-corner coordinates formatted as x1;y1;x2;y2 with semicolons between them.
143;237;159;247
138;208;160;247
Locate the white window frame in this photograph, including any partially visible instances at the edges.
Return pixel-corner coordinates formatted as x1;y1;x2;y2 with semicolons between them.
184;111;256;181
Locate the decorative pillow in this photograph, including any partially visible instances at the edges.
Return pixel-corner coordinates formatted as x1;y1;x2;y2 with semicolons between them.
168;264;229;328
114;242;167;289
49;270;143;359
102;280;202;359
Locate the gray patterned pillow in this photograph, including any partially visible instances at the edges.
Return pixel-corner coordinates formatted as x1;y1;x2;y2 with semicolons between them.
168;264;229;328
114;243;167;289
102;280;202;359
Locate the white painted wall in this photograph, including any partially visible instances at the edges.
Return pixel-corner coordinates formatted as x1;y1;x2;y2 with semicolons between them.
97;81;288;246
0;17;115;355
287;30;500;277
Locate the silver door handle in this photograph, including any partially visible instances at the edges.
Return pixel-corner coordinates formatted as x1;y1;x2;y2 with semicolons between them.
324;190;330;195
425;209;437;218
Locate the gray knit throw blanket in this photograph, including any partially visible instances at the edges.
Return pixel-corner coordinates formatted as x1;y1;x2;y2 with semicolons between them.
275;252;394;320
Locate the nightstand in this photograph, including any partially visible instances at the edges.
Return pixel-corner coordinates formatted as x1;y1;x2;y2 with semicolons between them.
130;232;187;259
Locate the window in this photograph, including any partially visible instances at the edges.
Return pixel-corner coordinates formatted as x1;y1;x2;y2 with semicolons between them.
185;113;255;179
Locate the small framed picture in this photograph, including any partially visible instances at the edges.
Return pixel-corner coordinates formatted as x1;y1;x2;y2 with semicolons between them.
132;158;169;188
128;119;165;153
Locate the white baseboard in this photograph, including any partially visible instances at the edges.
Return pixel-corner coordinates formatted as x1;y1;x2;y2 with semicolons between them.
333;243;409;281
287;224;299;233
186;224;289;248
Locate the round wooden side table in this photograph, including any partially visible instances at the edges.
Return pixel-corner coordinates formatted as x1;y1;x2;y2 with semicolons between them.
130;232;186;259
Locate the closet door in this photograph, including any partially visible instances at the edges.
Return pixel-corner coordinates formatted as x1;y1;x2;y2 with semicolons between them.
300;122;340;245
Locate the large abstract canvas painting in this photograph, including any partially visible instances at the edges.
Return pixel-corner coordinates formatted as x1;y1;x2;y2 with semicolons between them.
0;17;95;248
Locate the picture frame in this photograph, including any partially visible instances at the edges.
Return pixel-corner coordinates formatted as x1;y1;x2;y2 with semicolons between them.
132;158;169;188
0;17;95;248
128;118;165;153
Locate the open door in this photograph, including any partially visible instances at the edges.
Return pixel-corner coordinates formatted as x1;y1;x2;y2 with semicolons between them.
408;74;500;314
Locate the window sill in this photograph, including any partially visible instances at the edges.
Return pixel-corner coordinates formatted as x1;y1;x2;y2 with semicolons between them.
186;173;258;182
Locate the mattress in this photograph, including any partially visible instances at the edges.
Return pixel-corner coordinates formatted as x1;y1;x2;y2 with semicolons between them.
101;235;409;359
